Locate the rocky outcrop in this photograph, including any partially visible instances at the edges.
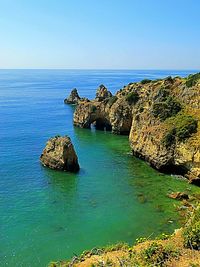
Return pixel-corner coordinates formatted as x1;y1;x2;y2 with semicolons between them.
128;75;200;185
64;88;81;104
74;85;132;134
40;136;79;172
95;84;112;101
73;74;200;184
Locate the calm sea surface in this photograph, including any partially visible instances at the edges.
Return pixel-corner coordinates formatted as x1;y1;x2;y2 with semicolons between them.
0;69;199;267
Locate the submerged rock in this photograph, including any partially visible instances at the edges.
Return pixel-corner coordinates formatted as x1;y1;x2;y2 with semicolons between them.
40;136;79;172
167;192;189;200
64;88;81;104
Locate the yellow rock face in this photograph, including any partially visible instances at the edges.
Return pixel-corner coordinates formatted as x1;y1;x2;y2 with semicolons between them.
73;75;200;184
40;136;79;172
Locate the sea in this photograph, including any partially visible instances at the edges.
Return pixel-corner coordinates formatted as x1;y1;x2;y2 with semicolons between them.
0;69;199;266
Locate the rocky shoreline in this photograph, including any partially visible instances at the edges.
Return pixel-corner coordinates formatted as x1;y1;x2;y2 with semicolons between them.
49;203;200;267
47;73;200;266
71;73;200;185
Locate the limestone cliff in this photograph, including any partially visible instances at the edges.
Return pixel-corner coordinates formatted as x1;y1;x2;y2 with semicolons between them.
73;74;200;184
74;84;132;134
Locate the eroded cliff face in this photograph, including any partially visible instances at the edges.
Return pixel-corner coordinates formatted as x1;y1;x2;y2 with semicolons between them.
129;76;200;185
73;84;133;134
64;88;81;104
73;74;200;184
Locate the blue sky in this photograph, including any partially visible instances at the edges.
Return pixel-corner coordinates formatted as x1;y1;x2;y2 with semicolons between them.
0;0;200;69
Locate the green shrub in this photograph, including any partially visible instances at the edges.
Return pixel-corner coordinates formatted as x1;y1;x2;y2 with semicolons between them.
186;73;200;87
183;205;200;250
54;135;61;138
156;233;170;240
135;237;147;244
152;96;182;121
108;96;118;106
162;128;176;147
165;76;173;82
176;116;198;141
141;79;152;84
152;79;162;83
162;114;198;146
126;92;139;104
90;105;97;113
142;242;179;266
155;87;170;101
143;242;162;260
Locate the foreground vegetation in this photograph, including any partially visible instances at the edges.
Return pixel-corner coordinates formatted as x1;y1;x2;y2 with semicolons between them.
49;201;200;267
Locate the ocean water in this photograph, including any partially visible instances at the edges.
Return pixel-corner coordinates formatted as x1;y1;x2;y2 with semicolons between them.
0;69;199;267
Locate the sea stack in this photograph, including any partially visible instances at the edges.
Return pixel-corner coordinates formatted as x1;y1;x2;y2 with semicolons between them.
64;88;81;104
40;136;79;172
95;84;112;101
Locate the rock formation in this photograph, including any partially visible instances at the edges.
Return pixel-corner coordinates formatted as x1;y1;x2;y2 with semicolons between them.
74;85;132;133
64;88;81;104
95;84;112;101
73;74;200;184
167;192;189;200
40;136;79;172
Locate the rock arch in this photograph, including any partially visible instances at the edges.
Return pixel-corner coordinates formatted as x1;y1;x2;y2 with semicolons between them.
90;117;112;131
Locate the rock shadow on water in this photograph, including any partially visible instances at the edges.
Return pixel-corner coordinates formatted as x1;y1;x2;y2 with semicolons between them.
42;166;79;197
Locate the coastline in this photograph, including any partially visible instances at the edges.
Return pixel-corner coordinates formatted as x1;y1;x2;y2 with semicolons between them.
72;73;200;185
1;69;200;267
50;203;200;266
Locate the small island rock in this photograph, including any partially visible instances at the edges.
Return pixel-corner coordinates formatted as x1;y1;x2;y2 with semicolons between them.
64;88;81;104
40;136;79;172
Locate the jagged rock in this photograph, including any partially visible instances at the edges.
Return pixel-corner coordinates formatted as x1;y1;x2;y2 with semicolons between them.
73;73;200;184
73;94;132;134
129;75;200;184
40;136;79;172
167;192;189;200
64;88;81;104
95;84;112;101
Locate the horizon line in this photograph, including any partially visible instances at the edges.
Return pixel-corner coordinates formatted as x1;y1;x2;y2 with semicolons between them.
0;68;199;71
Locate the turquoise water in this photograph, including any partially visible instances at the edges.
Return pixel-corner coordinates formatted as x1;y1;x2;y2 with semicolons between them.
0;70;199;267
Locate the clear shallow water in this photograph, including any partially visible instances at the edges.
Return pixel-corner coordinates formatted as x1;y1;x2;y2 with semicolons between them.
0;69;199;267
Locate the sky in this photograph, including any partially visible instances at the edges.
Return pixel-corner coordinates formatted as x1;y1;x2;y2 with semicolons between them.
0;0;200;69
